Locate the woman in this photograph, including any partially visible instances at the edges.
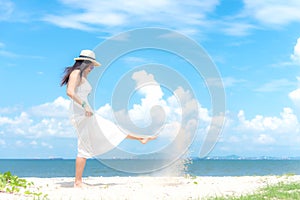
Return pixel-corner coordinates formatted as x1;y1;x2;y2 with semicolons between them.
61;50;156;187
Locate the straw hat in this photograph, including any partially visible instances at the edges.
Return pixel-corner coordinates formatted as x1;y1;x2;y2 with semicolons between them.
74;49;101;66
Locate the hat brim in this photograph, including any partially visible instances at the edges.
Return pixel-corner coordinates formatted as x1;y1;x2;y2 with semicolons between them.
74;57;101;66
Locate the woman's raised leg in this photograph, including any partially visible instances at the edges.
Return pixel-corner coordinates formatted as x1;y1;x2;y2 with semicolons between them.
126;134;158;144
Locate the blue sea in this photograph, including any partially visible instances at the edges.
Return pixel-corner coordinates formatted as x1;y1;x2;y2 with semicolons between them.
1;159;300;178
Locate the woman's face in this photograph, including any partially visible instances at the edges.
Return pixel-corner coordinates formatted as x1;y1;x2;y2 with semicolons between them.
83;64;94;75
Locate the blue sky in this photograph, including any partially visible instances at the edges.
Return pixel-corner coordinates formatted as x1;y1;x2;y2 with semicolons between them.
1;0;300;158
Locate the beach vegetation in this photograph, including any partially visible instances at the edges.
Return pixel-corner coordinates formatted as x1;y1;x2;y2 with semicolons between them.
0;171;48;199
184;174;197;179
283;173;296;177
184;174;199;185
207;181;300;200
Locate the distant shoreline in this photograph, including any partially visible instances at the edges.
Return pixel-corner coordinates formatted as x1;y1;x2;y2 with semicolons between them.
1;156;300;160
1;159;299;178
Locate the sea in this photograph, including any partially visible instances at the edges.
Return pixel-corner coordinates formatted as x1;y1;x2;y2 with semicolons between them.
1;159;300;178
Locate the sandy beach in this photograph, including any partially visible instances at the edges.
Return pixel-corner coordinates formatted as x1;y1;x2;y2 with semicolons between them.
1;175;299;200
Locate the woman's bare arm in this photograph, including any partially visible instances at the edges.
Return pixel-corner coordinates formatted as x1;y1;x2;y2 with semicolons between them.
67;70;82;105
67;70;93;116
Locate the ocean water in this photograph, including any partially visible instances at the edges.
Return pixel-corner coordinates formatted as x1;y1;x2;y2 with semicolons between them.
0;159;299;178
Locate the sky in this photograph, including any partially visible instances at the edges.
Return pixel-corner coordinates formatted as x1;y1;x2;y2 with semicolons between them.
1;0;300;159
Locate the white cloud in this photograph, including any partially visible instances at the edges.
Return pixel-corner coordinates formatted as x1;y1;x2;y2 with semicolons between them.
256;134;275;144
108;32;131;41
289;77;300;107
41;142;53;149
0;97;74;138
0;48;46;59
0;0;14;21
227;136;240;143
237;108;300;133
205;77;225;88
110;70;180;135
41;0;300;38
221;22;257;36
156;121;181;139
0;49;20;58
221;77;246;88
132;70;163;98
291;38;300;64
0;106;21;114
28;118;73;137
43;0;219;34
288;38;300;106
255;79;296;92
15;140;24;147
212;1;300;37
243;0;300;26
213;107;300;156
96;103;114;121
0;112;32;126
130;70;164;124
96;70;211;143
122;57;149;65
289;90;300;108
30;96;70;117
0;139;5;146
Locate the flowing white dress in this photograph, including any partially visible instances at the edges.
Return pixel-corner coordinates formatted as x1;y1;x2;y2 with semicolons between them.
69;77;127;158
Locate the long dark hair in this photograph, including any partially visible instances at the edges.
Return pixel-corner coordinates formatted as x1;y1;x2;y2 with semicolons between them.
60;60;92;86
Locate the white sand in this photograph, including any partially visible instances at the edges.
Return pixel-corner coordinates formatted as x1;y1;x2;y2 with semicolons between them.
1;175;300;200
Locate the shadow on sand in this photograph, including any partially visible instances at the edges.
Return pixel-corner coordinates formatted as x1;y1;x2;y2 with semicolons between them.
57;181;124;188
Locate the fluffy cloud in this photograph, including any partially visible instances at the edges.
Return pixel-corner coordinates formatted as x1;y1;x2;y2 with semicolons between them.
255;79;296;92
237;107;300;133
256;134;275;144
0;112;32;135
41;0;300;38
96;70;211;143
213;106;300;156
0;139;5;146
15;140;24;147
289;77;300;107
29;140;53;149
207;77;245;88
0;97;74;138
43;0;219;33
289;38;300;106
218;1;300;36
0;0;14;21
289;92;300;108
41;142;53;149
131;70;164;105
2;70;300;156
30;96;70;117
291;38;300;64
221;22;256;36
243;0;300;26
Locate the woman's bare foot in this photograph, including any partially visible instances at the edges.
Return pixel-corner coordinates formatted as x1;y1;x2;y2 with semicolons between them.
140;135;158;144
74;182;88;188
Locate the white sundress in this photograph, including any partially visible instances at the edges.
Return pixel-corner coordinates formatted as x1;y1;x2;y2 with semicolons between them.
69;77;127;158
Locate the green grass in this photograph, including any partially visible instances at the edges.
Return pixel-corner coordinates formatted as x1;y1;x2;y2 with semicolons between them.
0;171;48;199
207;181;300;200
